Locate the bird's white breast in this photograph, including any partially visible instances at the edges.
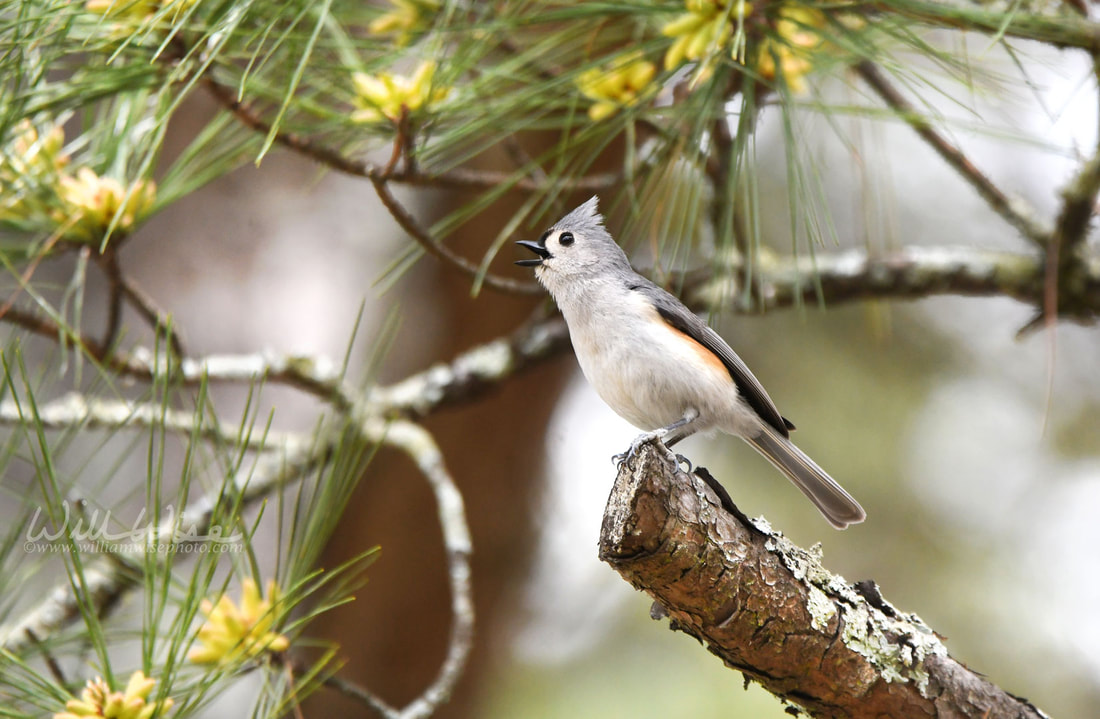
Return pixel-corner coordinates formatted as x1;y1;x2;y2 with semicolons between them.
560;284;746;433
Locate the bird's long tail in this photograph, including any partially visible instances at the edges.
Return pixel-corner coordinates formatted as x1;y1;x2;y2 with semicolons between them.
745;425;866;529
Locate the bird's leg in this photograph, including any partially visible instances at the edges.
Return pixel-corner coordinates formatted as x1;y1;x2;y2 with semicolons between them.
664;421;698;472
613;409;700;468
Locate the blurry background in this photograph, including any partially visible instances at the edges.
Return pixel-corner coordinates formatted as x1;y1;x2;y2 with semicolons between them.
104;46;1100;718
4;4;1100;717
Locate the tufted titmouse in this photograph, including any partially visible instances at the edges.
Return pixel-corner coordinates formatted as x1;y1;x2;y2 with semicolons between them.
516;196;866;529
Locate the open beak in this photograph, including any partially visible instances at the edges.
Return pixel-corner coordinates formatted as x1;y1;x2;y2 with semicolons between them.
515;240;550;267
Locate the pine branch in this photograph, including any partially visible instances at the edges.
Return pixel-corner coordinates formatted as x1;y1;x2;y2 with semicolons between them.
98;249;188;357
688;245;1100;323
854;61;1051;247
872;0;1100;51
368;315;569;417
0;393;298;451
600;442;1050;718
372;420;474;719
0;403;473;719
0;429;318;654
205;73;621;193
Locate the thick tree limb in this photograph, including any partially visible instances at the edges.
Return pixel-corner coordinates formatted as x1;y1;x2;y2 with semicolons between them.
689;245;1100;322
599;443;1049;718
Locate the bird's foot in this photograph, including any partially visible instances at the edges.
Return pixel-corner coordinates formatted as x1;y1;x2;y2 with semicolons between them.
612;428;675;469
674;453;693;473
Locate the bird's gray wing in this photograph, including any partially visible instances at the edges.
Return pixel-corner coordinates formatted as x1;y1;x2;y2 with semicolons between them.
630;279;794;438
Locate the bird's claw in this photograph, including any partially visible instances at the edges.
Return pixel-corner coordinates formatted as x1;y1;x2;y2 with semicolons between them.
612;429;683;469
674;453;693;472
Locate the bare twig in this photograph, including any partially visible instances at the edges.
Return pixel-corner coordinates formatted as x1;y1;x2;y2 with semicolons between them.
100;252;124;352
117;271;187;358
855;61;1050;246
372;419;474;719
22;628;67;686
318;669;398;718
203;78;371;178
369;314;569;417
202;76;619;195
1051;152;1100;262
204;76;541;295
3;305;112;358
1029;149;1100;333
97;250;187;357
0;393;300;451
391;166;621;193
0;319;360;410
367;174;542;294
382;109;411;179
282;656;397;719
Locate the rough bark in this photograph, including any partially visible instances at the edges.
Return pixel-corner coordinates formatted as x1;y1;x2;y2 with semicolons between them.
599;442;1049;719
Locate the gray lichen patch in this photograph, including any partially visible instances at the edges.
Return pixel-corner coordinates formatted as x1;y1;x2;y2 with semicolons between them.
806;585;837;631
453;337;514;379
370;337;514;415
765;530;947;696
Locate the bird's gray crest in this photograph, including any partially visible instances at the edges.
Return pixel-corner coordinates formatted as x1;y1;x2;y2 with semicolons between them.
552;196;605;237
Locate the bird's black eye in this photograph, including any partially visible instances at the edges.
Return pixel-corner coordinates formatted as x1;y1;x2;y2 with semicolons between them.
559;231;574;246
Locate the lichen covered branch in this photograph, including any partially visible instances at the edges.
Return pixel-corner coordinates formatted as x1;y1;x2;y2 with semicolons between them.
689;245;1100;322
371;419;474;719
599;442;1049;718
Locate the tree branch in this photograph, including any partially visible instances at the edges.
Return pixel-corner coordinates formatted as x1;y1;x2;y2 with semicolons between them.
0;430;318;654
0;393;300;451
6;245;1097;429
366;173;542;295
371;419;474;719
368;315;569;417
688;245;1100;322
1052;151;1100;263
0;402;474;719
871;0;1100;52
599;443;1050;718
106;251;188;357
855;61;1050;246
201;77;618;190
